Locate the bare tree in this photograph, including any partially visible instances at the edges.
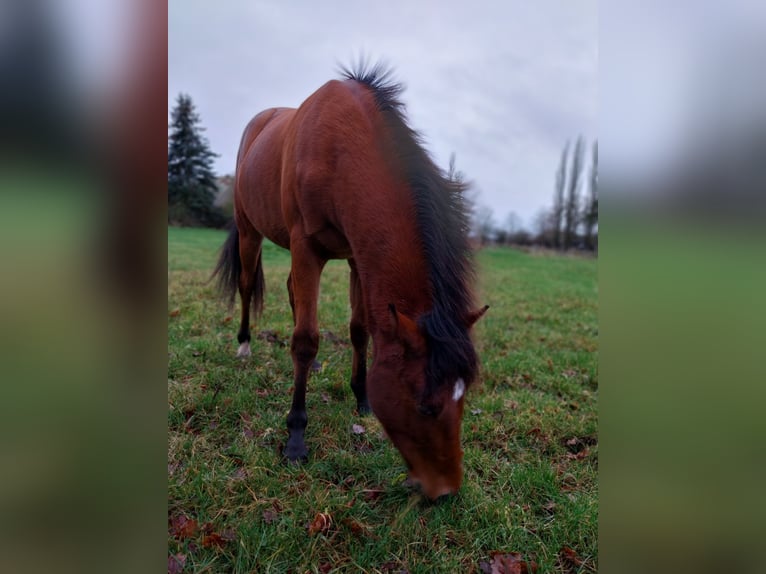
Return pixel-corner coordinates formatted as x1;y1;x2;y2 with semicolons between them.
447;152;464;184
473;204;496;246
583;140;598;251
448;151;478;228
552;141;569;248
505;211;521;236
534;207;555;247
563;136;585;249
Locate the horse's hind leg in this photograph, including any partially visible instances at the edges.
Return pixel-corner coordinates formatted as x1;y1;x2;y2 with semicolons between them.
236;230;264;358
348;259;371;415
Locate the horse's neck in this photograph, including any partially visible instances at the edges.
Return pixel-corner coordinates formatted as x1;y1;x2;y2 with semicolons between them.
348;206;432;337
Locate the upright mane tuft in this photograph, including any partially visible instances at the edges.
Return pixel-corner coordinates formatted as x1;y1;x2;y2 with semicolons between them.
340;61;479;393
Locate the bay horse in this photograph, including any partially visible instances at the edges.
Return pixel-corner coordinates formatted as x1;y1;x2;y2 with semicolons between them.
213;63;487;499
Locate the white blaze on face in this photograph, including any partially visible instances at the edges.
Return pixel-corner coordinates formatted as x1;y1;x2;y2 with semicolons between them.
452;378;465;402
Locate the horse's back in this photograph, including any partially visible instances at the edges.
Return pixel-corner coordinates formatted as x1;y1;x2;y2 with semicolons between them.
235;107;295;248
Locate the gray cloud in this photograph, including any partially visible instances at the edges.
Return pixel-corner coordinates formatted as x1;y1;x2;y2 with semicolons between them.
169;0;597;228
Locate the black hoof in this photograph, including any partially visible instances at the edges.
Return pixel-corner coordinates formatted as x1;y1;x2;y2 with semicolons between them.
356;402;372;416
283;443;308;463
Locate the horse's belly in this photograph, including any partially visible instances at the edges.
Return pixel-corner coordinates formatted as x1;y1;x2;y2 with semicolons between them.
309;226;352;259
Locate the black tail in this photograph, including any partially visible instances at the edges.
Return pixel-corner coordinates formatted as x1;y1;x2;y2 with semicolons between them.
212;222;265;318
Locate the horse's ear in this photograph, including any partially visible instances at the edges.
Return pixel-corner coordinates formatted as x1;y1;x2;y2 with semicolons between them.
388;304;426;352
465;305;490;328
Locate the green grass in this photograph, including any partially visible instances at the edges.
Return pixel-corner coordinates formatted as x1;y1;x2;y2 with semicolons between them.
168;227;598;573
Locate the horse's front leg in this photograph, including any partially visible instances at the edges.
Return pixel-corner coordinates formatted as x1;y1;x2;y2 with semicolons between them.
348;259;371;415
283;239;326;462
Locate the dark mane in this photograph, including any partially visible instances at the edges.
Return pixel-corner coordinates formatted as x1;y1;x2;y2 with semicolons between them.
340;62;478;393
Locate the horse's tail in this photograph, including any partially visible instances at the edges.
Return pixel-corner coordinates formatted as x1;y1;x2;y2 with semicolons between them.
212;221;266;317
212;222;243;308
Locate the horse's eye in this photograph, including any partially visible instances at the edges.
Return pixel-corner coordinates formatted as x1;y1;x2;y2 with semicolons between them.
417;403;438;417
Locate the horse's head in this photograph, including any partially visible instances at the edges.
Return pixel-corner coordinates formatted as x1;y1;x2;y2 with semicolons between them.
368;304;488;500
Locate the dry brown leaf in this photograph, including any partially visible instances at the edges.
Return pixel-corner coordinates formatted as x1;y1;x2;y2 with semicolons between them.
558;546;593;573
483;551;538;574
308;512;333;536
202;532;226;548
170;515;197;540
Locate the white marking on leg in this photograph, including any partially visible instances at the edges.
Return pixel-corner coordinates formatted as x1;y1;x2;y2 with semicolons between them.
452;378;465;402
236;342;251;358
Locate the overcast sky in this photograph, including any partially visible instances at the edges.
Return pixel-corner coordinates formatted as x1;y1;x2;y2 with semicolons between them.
169;0;597;229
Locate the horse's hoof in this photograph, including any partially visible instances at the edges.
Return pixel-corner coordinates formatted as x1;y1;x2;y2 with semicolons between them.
283;444;308;463
236;342;251;358
356;402;372;416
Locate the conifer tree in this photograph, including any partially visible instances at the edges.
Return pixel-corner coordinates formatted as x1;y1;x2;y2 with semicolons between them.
168;94;223;226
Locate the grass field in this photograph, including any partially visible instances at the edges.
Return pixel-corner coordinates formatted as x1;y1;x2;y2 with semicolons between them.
168;226;598;573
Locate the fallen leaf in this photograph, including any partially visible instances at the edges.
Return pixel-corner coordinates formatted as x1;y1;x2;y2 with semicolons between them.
202;532;226;548
566;448;590;460
168;461;182;477
471;408;483;415
262;509;278;524
484;551;538;574
558;546;593;573
169;308;181;317
170;515;197;540
222;315;232;323
243;427;254;439
308;512;333;535
343;518;368;535
362;489;384;502
221;528;237;541
352;424;366;435
258;329;287;346
167;553;186;574
381;561;407;573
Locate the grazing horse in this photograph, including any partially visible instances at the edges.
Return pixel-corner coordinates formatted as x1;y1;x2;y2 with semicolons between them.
213;63;487;499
